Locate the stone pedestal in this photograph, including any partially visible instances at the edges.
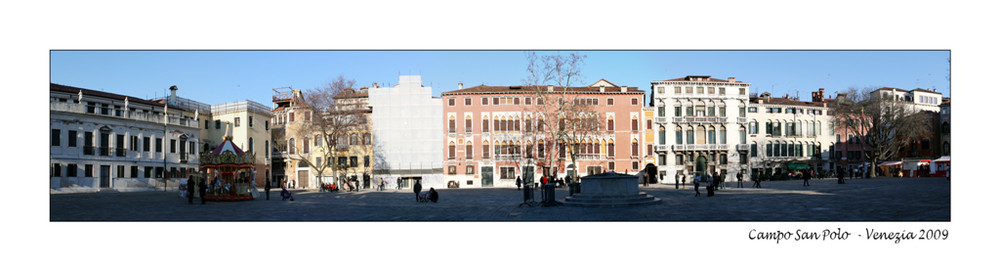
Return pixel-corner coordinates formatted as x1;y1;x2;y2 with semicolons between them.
563;172;660;207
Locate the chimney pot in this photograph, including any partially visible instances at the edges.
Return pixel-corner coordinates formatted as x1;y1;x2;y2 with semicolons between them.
458;82;463;89
728;77;735;83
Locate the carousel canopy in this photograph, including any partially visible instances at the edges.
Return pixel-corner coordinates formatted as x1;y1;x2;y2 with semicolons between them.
200;123;255;168
932;156;951;163
878;161;902;166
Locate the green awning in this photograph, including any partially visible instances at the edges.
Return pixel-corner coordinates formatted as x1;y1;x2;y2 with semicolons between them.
786;163;811;170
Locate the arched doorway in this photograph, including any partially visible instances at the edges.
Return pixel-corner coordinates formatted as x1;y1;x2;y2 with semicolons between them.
696;156;707;177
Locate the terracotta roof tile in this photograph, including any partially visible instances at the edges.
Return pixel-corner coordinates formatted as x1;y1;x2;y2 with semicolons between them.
50;83;173;109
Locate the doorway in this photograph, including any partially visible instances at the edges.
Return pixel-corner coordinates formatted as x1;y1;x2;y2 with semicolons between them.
100;165;110;188
696;156;707;177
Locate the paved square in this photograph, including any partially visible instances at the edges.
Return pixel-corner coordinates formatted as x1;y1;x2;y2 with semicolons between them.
49;177;949;221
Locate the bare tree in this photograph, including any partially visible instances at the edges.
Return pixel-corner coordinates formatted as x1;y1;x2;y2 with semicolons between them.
287;75;365;189
831;87;933;177
522;52;601;182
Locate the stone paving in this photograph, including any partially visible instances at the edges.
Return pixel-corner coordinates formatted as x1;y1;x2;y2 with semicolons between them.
49;176;950;221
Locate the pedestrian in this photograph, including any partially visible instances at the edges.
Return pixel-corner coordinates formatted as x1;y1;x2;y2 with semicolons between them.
693;173;701;197
674;171;681;190
803;169;811;187
429;188;439;203
752;172;761;188
642;171;649;187
397;178;402;190
719;172;726;189
737;171;744;188
413;180;422;202
712;172;720;191
516;176;522;191
681;171;687;189
837;167;845;184
186;175;195;204
706;173;715;197
198;178;207;204
264;176;271;200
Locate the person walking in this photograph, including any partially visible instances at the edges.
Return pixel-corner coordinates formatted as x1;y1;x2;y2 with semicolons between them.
712;172;720;191
516;176;522;191
198;178;207;205
693;173;701;197
264;177;271;200
674;171;680;190
803;169;811;187
752;171;761;188
706;173;715;197
836;167;844;184
737;171;744;188
397;178;402;190
413;180;422;202
186;175;195;204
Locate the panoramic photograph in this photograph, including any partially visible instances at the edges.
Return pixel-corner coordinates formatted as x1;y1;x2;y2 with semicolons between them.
48;50;951;222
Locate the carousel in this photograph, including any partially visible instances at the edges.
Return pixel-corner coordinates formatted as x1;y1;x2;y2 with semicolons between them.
199;129;257;201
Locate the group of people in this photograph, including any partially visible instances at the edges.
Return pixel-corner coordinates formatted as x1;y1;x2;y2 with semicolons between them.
690;171;727;197
412;180;439;203
185;175;208;204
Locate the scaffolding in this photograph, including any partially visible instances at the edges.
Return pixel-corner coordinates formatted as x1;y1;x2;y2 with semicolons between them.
210;100;272;116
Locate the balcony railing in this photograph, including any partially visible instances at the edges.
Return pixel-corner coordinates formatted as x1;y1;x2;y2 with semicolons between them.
672;116;727;124
98;147;110;156
84;146;95;155
736;144;749;151
737;117;747;123
655;145;669;152
114;148;125;157
655;117;668;123
671;144;729;151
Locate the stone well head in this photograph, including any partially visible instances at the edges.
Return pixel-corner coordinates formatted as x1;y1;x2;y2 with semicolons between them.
579;172;640;197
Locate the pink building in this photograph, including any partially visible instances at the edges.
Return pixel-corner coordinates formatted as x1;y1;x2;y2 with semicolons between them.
440;79;647;188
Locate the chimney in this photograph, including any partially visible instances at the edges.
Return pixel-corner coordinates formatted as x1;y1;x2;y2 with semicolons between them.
728;77;735;83
620;86;627;93
168;85;178;105
458;82;463;89
812;88;825;103
600;86;605;92
373;82;379;88
547;85;554;92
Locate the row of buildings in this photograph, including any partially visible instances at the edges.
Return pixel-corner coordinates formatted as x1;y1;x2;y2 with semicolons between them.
50;75;949;192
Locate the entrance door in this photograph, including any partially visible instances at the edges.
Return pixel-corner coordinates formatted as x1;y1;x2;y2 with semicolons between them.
696;156;707;177
481;166;493;187
297;170;308;189
100;165;110;188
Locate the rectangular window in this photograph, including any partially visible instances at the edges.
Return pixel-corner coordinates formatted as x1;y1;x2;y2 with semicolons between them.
143;137;150;152
117;165;125;178
52;163;61;177
675;86;682;94
676;130;683;144
675;106;681;117
494;97;500;105
350;157;358;167
686;130;694;144
68;131;77;147
465;98;472;106
707;106;715;117
170;139;177;153
751;144;758;157
482;97;488;105
130;136;138;151
215;120;221;129
748;107;757;113
608;161;615;171
51;129;60;146
697;87;704;94
525;96;532;105
740;88;746;95
235;117;241;127
514;97;520;105
466;165;475;175
448;166;456;175
708;87;715;94
144;166;151;178
66;164;77;177
607;98;614;106
130;166;138;178
265;120;269;130
657;86;665;94
156;138;162;152
85;164;94;177
631;98;638;105
686;87;693;94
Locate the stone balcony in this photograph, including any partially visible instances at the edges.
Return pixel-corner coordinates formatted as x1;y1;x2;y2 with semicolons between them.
655;145;669;152
671;144;729;151
737;144;749;151
671;116;728;124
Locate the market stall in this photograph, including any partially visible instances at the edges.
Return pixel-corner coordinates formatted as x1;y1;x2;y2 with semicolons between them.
199;133;257;201
930;156;950;177
878;161;902;177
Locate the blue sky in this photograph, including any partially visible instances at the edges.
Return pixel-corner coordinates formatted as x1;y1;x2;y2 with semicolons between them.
50;50;950;107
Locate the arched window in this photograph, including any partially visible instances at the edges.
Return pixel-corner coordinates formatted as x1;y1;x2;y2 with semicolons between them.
631;116;638;131
538;139;546;157
289;138;296;154
607;139;615;157
739;126;746;144
659;126;666;145
631;139;639;157
942;122;950;134
465;116;473;133
707;126;716;144
607;116;614;131
248;137;254;154
686;126;695;145
483;140;491;159
720;126;727;144
675;126;683;145
448;116;456;133
448;141;456;160
750;142;758;157
466;140;473;159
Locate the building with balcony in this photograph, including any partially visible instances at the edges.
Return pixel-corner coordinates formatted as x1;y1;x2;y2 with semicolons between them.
368;76;444;189
650;75;750;182
50;83;203;192
440;79;647;188
271;86;374;190
747;89;837;178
